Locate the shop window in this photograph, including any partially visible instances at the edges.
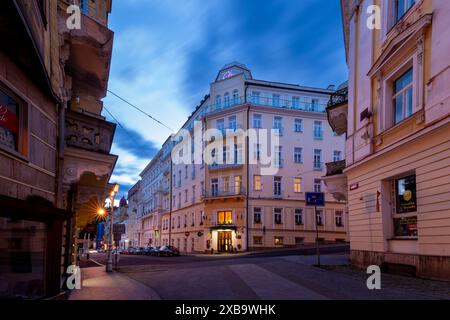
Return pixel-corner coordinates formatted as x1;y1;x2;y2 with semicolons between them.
393;175;418;238
0;85;26;156
274;237;284;245
253;236;263;245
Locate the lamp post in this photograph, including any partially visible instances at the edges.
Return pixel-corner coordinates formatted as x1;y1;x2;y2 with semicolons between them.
99;184;119;273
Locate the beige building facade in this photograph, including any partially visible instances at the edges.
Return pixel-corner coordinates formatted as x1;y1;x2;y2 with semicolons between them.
137;63;348;253
325;0;450;280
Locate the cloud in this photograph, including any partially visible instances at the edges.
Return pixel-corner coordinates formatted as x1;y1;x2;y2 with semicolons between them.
104;0;348;196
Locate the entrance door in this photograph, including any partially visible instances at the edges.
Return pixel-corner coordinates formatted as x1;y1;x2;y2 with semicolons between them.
218;231;232;252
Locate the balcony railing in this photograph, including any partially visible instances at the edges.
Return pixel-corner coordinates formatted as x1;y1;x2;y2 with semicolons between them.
202;186;245;198
208;163;244;171
327;86;348;109
325;160;346;176
200;96;327;118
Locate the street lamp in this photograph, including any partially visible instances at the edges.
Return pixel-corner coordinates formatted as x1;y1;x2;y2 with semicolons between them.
100;183;120;273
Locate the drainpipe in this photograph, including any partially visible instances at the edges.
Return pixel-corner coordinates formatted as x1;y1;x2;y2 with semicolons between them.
244;84;250;252
56;101;66;209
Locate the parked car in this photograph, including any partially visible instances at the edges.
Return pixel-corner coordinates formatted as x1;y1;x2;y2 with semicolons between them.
134;247;145;255
157;246;180;257
143;247;155;255
150;246;161;256
126;247;136;255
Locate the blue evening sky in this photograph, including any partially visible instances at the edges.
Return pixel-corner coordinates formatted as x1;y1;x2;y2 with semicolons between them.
103;0;347;200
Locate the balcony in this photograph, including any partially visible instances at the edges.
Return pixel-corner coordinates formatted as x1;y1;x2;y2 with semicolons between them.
208;163;244;172
200;95;327;119
202;187;246;199
65;109;116;154
322;160;348;202
327;86;348;136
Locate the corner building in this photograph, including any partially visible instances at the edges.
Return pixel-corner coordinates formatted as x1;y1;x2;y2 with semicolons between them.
140;63;347;253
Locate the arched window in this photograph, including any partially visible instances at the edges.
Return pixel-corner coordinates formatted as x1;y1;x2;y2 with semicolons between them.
224;92;230;107
232;90;239;105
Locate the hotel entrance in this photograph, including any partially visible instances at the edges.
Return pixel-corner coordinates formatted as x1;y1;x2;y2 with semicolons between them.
218;231;233;252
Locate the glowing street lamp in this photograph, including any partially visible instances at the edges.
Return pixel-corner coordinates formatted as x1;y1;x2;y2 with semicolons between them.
105;183;119;273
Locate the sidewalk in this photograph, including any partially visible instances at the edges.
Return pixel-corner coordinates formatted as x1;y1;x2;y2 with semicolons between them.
69;266;161;300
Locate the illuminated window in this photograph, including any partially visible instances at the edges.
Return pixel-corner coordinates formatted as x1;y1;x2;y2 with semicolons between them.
392;175;418;238
254;175;261;191
217;211;233;225
294;178;302;193
234;176;242;194
274;237;284;245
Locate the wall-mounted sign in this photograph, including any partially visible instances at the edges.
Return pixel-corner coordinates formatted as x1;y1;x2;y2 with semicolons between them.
305;192;325;207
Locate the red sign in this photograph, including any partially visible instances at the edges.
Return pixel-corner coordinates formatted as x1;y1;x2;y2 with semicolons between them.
0;105;18;134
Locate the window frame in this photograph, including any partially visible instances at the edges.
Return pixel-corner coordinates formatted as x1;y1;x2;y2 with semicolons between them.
0;82;28;159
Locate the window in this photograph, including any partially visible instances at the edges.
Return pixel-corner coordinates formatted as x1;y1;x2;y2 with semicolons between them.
274;208;283;225
294;119;303;132
184;189;188;203
311;99;319;111
178;192;181;207
335;211;344;227
314;149;322;170
393;174;418;238
314;179;322;193
254;143;261;161
211;178;219;196
234;176;242;194
224;93;230;107
396;0;415;21
292;97;300;109
234;144;243;164
80;0;89;14
393;68;413;124
274;237;284;245
228;116;237;131
185;165;188;179
222;176;230;193
316;210;324;226
177;216;181;228
294;178;302;193
314;121;323;139
232;90;239;105
184;214;187;227
273;116;283;135
272;94;280;107
252;92;260;104
192;186;196;202
395;175;417;214
274;177;282;196
294;147;303;164
253;114;262;128
254;207;262;224
178;170;182;187
333;151;342;162
215;95;221;108
274;146;283;168
253;236;263;245
254;175;262;191
295;209;303;225
217;211;233;225
0;86;23;154
216;119;225;133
